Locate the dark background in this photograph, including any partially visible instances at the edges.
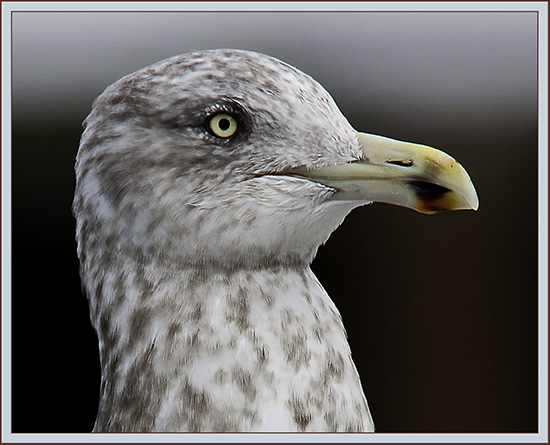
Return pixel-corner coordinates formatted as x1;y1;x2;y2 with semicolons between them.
10;11;539;433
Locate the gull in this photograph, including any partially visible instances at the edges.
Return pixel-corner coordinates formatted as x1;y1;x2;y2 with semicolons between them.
73;49;478;432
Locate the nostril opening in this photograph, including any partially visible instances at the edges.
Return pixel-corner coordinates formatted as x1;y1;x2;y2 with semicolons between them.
387;159;413;167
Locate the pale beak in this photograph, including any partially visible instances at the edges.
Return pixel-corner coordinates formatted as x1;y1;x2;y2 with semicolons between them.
291;132;479;214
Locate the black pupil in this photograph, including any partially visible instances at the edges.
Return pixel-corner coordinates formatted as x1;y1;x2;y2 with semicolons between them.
218;118;230;131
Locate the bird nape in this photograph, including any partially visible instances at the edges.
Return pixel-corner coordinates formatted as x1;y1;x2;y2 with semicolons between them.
73;49;478;433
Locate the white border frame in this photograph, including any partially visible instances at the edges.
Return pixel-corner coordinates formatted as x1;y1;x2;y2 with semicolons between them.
2;2;548;443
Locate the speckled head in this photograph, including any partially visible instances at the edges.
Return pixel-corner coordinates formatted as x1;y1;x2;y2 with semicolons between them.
74;48;477;272
74;49;365;270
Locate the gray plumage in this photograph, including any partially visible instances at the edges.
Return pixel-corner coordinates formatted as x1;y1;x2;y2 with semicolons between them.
74;49;373;432
74;49;478;432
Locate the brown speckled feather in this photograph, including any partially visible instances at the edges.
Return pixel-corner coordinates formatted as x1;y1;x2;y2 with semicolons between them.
74;49;374;432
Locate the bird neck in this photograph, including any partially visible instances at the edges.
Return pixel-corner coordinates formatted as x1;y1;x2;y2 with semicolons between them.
86;253;373;432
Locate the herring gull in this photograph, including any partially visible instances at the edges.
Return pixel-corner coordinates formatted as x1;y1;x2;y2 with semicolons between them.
73;49;478;432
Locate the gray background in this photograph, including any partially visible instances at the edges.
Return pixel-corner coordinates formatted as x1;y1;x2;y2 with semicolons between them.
11;11;539;433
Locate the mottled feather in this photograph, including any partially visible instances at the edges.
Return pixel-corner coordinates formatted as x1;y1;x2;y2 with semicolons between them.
74;49;374;432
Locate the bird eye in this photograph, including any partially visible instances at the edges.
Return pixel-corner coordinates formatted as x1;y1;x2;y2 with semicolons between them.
208;113;238;138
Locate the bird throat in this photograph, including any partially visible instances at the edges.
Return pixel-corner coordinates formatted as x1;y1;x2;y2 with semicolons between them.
87;252;374;432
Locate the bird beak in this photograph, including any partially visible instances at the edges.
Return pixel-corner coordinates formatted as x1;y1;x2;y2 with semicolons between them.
291;132;479;214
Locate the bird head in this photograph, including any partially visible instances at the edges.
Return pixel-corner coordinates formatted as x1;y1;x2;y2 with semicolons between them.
74;49;478;270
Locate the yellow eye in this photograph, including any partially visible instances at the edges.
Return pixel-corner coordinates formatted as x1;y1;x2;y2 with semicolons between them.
208;113;238;138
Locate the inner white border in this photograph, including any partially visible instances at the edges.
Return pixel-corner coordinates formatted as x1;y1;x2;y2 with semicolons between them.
1;1;549;12
2;1;548;443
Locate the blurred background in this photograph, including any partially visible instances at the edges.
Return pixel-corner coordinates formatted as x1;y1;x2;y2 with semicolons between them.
10;10;539;433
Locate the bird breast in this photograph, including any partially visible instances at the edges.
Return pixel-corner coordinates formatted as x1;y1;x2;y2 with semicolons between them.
91;256;374;432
